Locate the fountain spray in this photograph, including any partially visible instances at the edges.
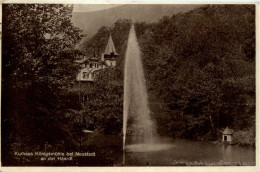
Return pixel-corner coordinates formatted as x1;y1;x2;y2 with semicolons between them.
123;22;156;165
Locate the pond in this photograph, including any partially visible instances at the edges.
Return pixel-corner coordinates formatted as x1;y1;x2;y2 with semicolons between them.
125;135;255;166
82;134;255;166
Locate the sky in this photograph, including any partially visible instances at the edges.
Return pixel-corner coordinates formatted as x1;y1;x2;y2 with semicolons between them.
73;4;122;12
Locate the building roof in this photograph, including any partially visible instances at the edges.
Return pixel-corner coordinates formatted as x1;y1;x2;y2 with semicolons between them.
104;34;119;56
74;57;89;64
223;127;233;135
75;56;103;65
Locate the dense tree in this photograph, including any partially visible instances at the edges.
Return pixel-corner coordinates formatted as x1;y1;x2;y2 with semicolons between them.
2;4;83;88
140;5;255;140
2;4;84;165
81;68;124;134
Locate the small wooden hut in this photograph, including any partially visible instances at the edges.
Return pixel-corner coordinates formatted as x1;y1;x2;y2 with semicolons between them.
222;127;233;142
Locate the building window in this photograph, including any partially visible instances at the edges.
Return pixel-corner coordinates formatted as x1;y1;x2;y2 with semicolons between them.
90;64;92;68
82;95;88;102
224;136;227;141
83;72;88;79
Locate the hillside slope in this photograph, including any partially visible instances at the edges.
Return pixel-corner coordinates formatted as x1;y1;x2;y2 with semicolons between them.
72;4;201;38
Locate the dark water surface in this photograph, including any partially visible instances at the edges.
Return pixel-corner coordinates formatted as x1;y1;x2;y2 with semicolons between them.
85;134;255;166
124;136;255;166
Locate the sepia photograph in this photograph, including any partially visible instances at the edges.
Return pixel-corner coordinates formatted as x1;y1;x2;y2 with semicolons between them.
0;3;256;167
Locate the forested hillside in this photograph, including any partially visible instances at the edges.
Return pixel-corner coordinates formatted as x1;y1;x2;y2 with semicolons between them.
140;5;255;144
72;4;201;38
82;5;255;146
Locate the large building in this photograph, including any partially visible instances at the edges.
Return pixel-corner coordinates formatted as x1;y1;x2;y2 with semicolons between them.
72;34;119;103
76;34;119;82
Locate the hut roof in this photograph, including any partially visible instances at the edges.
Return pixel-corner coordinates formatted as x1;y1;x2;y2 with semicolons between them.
223;127;233;135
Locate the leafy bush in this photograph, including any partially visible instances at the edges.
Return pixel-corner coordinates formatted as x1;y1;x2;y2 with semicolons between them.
233;127;255;147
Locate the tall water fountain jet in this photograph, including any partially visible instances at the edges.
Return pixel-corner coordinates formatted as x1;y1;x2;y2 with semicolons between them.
123;24;156;164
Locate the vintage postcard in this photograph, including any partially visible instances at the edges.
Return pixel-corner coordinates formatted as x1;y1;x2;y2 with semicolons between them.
0;1;258;171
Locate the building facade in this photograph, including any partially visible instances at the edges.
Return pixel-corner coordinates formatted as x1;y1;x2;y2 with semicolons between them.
76;34;119;82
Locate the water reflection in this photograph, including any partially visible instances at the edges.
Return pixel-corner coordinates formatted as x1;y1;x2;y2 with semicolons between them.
124;135;255;165
81;134;255;166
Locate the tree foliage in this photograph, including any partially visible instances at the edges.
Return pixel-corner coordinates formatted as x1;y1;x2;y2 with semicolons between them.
79;68;124;134
139;5;255;139
79;5;255;142
2;4;83;88
2;4;84;165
